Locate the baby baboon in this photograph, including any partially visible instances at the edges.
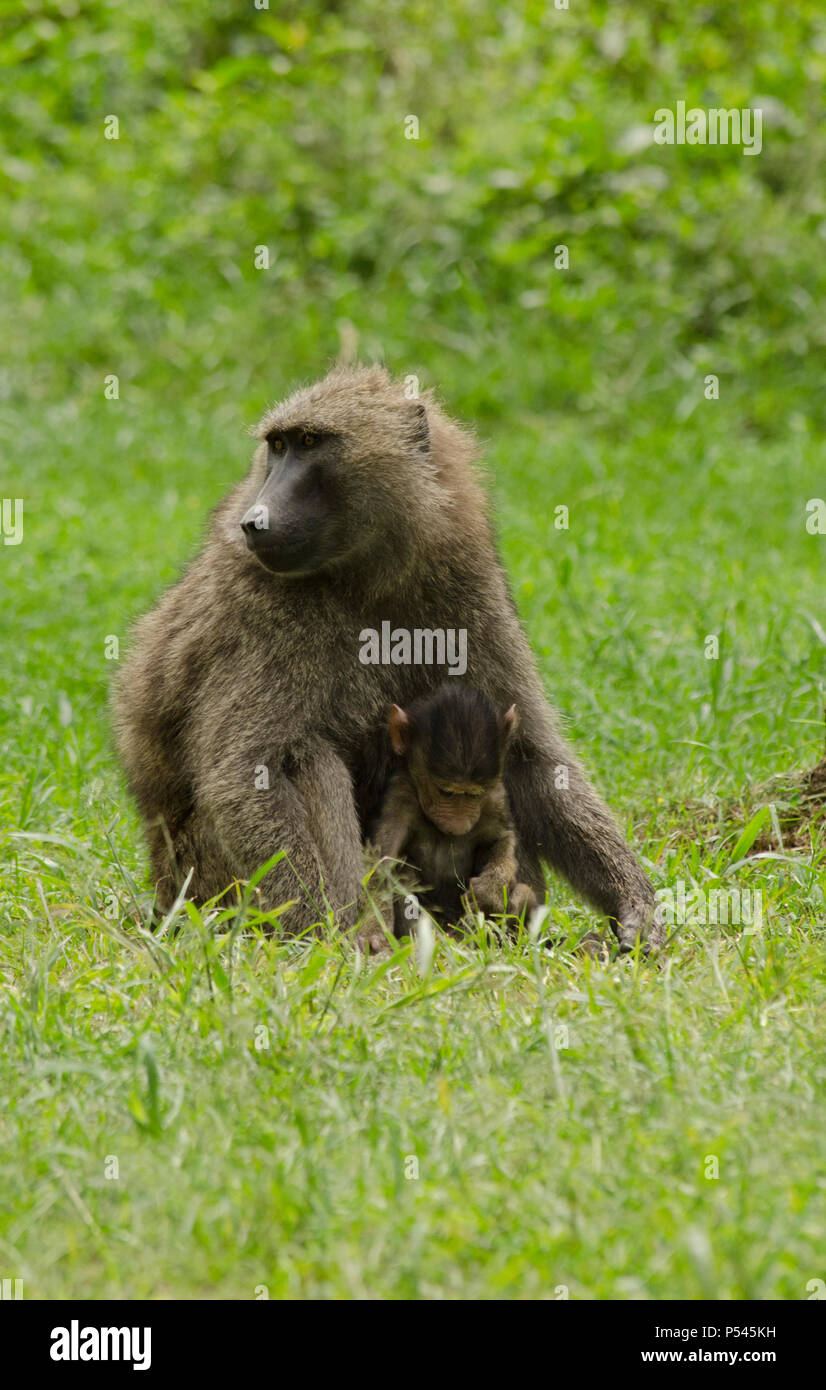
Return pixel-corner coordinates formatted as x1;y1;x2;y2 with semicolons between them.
114;364;661;953
367;684;536;944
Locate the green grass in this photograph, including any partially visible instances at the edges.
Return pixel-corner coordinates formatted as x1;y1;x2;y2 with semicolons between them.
1;397;825;1299
3;0;826;1303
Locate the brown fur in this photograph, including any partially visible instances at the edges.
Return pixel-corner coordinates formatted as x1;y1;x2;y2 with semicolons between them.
113;365;662;951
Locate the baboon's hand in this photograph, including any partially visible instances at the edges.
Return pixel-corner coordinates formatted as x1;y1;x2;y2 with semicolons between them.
611;898;665;955
467;874;504;916
578;930;611;963
355;923;393;957
469;875;537;920
508;882;537;918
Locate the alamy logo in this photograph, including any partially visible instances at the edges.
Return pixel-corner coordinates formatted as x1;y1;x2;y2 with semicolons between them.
656;882;763;932
1;498;23;545
50;1321;151;1371
359;622;467;677
653;102;762;155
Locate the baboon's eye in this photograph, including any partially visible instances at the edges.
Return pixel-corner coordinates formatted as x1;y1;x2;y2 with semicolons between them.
301;432;317;449
270;435;286;453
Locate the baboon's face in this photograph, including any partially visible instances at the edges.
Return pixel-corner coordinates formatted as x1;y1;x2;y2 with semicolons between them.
240;427;353;576
410;753;490;837
388;697;509;837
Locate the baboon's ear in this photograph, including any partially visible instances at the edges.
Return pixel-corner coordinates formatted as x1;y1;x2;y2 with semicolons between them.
501;704;520;743
408;401;430;455
388;704;412;755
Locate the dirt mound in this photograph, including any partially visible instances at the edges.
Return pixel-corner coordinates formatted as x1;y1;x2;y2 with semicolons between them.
657;726;826;856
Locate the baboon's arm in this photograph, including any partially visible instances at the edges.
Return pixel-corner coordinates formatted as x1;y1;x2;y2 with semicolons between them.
478;611;660;949
506;720;659;948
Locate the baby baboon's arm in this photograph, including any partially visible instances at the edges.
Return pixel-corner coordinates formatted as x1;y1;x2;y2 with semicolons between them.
359;775;423;954
371;774;417;862
468;822;536;916
471;823;518;894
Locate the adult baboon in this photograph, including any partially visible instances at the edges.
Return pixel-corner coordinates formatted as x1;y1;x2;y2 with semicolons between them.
114;365;661;951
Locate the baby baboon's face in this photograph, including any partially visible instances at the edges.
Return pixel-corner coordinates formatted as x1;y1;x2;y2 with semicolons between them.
412;760;490;837
388;691;518;837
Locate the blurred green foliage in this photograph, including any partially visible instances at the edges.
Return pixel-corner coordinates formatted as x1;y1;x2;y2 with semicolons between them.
2;0;825;433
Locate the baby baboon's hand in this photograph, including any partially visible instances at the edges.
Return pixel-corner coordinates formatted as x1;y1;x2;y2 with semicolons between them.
355;923;393;957
467;873;503;915
508;881;537;918
468;875;536;920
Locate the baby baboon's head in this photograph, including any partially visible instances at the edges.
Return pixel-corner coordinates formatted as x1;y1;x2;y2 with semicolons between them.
389;683;519;836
